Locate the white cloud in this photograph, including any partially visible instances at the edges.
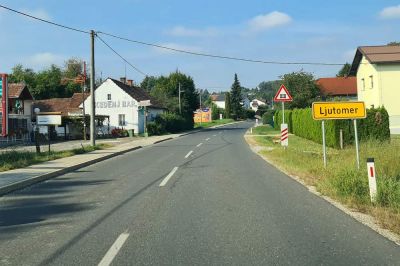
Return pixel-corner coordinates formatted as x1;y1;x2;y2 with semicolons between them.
248;11;292;32
21;8;51;21
379;5;400;19
153;43;204;55
25;52;65;69
166;26;218;37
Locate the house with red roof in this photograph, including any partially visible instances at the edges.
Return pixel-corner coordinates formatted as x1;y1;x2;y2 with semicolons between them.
0;82;34;143
316;77;357;101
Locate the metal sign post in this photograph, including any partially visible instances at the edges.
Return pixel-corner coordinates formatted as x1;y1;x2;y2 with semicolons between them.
322;120;327;168
312;101;366;169
354;119;360;169
274;85;293;148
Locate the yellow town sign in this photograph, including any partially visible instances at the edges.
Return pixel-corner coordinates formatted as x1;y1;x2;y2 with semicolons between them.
312;101;366;120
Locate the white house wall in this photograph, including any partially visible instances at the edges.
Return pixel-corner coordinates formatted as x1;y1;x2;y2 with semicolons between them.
83;79;140;134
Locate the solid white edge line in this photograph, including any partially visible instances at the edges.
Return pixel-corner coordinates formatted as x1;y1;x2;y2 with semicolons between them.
98;232;130;266
159;167;179;187
196;143;203;147
185;150;193;158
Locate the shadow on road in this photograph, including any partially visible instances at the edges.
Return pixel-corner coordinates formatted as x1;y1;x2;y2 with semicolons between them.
0;178;111;228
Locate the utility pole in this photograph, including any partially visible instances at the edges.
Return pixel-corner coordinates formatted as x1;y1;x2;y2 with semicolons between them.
199;89;202;125
178;83;182;114
90;30;96;146
82;61;87;140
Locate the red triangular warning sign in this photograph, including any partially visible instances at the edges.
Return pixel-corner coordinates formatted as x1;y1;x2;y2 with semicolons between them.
274;85;293;102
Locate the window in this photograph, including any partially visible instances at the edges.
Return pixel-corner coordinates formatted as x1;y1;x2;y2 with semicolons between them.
118;114;126;126
369;75;374;89
361;78;365;91
107;94;111;101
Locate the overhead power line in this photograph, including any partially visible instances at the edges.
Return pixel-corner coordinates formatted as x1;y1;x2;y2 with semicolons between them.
1;4;347;67
0;4;90;34
97;31;344;66
96;35;147;76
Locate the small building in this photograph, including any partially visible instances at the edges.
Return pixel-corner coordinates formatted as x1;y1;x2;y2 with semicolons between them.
349;45;400;134
211;94;226;109
316;77;357;101
0;82;34;144
83;78;165;135
33;92;94;139
250;99;266;112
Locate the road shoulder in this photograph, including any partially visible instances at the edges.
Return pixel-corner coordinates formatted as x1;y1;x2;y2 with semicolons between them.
244;133;400;246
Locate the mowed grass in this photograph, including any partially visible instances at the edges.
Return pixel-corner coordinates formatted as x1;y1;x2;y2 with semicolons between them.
0;144;111;172
251;124;280;135
195;119;235;128
249;125;400;234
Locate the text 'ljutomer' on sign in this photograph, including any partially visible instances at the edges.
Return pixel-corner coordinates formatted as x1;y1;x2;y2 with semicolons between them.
312;102;366;120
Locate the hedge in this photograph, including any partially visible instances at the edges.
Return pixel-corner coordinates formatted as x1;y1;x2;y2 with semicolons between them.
147;113;193;135
262;110;275;126
273;107;390;148
273;110;293;132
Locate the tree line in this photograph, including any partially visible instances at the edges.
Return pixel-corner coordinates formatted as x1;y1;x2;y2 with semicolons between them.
8;58;86;100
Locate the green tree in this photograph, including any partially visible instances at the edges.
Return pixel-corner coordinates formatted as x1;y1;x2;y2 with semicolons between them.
149;71;198;128
140;76;158;92
225;92;231;119
64;58;83;79
281;71;320;109
33;64;64;99
387;42;400;46
8;64;37;89
230;73;242;120
336;63;351;77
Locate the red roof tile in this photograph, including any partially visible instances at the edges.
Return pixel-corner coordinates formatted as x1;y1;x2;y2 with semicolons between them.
8;83;33;100
316;77;357;96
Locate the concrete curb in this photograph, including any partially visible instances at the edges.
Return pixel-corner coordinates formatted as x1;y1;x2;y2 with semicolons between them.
0;145;145;196
153;137;173;144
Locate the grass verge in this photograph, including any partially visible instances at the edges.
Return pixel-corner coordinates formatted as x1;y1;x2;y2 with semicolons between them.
195;119;235;128
0;144;111;172
246;125;400;235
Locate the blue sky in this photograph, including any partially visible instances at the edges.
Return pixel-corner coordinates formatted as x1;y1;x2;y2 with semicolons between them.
1;0;400;91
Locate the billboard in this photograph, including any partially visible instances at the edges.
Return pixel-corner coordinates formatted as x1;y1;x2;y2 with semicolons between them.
0;74;8;136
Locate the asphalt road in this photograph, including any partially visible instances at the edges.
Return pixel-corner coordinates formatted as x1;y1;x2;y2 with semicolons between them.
0;121;399;266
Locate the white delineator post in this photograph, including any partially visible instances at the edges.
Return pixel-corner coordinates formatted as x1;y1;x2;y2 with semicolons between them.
367;158;377;203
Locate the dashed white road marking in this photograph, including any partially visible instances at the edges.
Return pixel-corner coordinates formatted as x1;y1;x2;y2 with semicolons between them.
196;143;203;147
213;134;217;137
185;150;193;158
205;138;210;141
98;232;130;266
159;167;179;187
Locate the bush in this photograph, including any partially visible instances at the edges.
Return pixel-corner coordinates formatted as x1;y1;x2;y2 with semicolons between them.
111;128;128;137
149;113;193;135
262;110;275;126
358;107;391;142
147;122;165;136
242;109;256;119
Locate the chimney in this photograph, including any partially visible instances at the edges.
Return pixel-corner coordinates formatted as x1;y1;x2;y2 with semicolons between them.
120;77;126;84
127;79;133;86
